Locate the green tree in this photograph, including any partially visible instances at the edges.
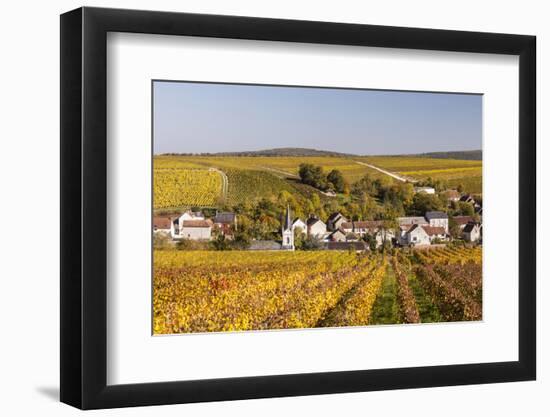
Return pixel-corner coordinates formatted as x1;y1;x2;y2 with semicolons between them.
458;201;475;216
410;193;446;215
301;235;324;250
211;234;230;251
351;174;378;199
298;163;327;190
232;230;251;250
327;169;347;193
293;228;306;250
448;217;461;239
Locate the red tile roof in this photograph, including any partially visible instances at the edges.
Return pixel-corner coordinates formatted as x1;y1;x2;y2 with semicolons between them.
453;216;474;225
181;219;213;228
153;216;172;230
341;220;383;230
421;226;446;236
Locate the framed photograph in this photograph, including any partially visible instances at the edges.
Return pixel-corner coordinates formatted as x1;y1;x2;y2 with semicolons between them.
60;7;536;409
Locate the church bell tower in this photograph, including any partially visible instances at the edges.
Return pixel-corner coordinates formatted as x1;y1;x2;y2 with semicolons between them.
281;205;295;250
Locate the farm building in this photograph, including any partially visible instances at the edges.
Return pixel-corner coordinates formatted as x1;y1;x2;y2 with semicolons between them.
463;223;482;242
213;212;237;238
153;216;175;236
326;212;348;231
425;211;449;233
307;217;327;238
177;219;213;240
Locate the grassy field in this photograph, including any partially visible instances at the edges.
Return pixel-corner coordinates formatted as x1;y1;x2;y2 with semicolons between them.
153;247;482;334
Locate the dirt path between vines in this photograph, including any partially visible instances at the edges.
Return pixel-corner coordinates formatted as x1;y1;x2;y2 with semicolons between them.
354;161;418;183
209;167;228;201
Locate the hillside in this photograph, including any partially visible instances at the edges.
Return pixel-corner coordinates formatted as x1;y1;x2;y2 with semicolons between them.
192;147;353;157
161;147;482;160
153;151;483;211
403;150;482;161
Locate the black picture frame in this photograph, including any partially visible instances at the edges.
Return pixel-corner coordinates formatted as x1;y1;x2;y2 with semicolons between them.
60;6;536;410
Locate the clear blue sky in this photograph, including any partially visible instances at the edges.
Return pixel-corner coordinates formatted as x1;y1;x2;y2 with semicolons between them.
153;81;481;155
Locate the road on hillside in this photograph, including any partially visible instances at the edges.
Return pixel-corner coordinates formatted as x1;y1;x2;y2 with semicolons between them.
354;161;417;183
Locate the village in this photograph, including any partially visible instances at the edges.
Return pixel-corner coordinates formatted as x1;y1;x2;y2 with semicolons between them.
153;187;482;252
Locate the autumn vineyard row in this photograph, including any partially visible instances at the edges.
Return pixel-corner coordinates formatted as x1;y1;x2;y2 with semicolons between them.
153;247;482;334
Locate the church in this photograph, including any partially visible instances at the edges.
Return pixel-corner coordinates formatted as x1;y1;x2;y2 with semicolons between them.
281;205;295;250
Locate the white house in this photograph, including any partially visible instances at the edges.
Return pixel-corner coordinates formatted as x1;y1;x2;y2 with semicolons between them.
341;220;383;236
178;210;205;221
462;223;482;242
340;220;394;248
307;217;327;239
404;224;431;246
173;210;205;236
422;226;448;242
327;229;346;242
425;211;449;233
177;219;213;240
326;212;348;231
414;186;435;194
292;218;307;235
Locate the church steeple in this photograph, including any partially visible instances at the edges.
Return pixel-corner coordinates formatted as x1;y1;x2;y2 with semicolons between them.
284;204;292;231
281;204;295;250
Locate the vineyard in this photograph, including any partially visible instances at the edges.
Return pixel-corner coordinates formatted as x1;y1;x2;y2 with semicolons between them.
154;168;223;209
153;246;482;334
360;156;483;193
153;154;483;211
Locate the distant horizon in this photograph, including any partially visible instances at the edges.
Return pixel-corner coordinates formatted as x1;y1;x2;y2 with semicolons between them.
153;146;482;157
153;81;482;155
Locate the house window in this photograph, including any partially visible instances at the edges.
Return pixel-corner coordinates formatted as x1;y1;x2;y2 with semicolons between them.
413;236;417;241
